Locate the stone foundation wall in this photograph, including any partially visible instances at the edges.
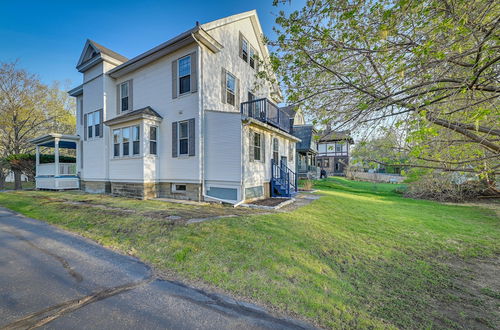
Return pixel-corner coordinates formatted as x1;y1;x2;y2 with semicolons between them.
157;182;202;201
110;182;157;199
80;180;203;201
81;180;111;194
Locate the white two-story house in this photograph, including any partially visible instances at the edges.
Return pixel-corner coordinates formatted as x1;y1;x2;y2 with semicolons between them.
60;10;299;203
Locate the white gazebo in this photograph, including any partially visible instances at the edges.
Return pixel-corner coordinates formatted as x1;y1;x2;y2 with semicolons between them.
30;133;80;190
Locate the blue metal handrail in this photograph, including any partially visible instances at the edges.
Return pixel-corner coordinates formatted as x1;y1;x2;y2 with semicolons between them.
271;159;297;197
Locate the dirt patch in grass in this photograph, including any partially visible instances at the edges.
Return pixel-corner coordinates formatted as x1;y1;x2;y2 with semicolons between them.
431;257;500;329
248;198;291;207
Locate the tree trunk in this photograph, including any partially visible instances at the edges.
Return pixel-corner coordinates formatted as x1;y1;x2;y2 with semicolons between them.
13;170;22;190
0;170;5;190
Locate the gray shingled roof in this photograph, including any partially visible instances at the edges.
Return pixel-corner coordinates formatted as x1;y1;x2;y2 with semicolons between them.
279;105;297;118
293;125;316;152
89;39;129;63
318;130;354;143
104;106;162;126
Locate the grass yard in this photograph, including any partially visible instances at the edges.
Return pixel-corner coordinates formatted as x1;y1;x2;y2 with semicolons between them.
0;178;498;328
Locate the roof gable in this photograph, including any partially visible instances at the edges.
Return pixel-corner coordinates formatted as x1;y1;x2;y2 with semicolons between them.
76;39;128;72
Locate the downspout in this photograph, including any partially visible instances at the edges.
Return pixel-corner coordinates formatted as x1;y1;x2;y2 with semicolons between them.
192;33;206;202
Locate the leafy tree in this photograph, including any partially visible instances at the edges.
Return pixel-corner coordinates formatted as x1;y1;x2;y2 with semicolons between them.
271;0;500;180
0;61;75;189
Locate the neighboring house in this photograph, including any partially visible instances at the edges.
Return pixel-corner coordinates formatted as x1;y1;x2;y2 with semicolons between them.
56;10;299;203
317;130;354;176
4;171;29;183
292;124;319;180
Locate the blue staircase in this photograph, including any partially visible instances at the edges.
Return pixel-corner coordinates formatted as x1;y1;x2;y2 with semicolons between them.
271;159;297;198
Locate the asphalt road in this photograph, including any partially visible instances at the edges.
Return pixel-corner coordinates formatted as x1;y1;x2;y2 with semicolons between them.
0;207;313;330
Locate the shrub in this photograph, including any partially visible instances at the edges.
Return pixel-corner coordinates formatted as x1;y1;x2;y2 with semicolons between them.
404;172;489;202
302;179;314;191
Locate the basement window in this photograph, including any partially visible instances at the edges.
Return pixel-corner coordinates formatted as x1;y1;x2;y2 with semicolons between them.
173;184;187;192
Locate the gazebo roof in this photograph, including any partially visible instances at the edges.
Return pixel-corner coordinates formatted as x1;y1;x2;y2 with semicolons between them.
29;133;80;149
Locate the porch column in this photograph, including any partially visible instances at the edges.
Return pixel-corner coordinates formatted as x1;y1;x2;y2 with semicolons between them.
75;141;80;176
54;138;60;177
35;145;40;177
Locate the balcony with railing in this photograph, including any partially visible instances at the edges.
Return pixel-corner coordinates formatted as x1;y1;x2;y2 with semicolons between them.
240;98;291;133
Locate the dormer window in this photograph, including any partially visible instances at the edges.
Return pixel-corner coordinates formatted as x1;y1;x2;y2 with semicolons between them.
178;55;191;95
120;82;129;111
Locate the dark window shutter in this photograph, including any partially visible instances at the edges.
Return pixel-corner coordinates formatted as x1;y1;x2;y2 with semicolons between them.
99;110;103;138
221;67;226;104
172;121;178;157
249;130;254;162
80;141;83;169
238;32;243;59
188;118;195;156
261;134;266;162
128;80;133;111
116;84;120;115
172;60;178;99
235;76;240;110
190;51;197;93
84;114;88;141
79;99;83;124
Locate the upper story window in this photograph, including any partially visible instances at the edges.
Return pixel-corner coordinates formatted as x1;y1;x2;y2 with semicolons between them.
86;110;101;139
178;121;189;155
149;126;157;155
249;47;255;69
226;72;236;106
178;56;191;95
242;39;248;62
120;82;129;111
113;125;140;158
239;33;258;70
335;143;342;153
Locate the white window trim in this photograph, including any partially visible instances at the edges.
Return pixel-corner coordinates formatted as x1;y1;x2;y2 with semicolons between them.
226;72;236;106
178;120;189;156
87;110;101;140
172;184;187;193
111;124;141;159
149;125;158;156
178;55;191;96
253;131;263;162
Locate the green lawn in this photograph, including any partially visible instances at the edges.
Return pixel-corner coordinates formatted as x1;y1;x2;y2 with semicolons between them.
0;178;498;328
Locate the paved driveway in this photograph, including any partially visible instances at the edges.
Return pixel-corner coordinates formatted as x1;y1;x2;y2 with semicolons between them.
0;207;312;329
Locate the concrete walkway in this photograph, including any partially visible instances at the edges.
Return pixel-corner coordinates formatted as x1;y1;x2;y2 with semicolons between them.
0;207;314;330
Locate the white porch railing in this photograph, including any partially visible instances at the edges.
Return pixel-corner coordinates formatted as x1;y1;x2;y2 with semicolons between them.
37;163;77;176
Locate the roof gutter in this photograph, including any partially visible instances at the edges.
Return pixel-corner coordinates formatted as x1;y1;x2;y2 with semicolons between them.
108;26;222;79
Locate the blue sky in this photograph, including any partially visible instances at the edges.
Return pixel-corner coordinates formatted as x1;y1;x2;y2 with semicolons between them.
0;0;302;89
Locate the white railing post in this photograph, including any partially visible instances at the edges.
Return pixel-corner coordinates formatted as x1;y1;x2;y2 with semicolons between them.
35;145;40;177
54;138;60;177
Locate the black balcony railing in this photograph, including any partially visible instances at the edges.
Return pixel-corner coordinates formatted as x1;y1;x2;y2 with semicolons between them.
241;98;291;133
